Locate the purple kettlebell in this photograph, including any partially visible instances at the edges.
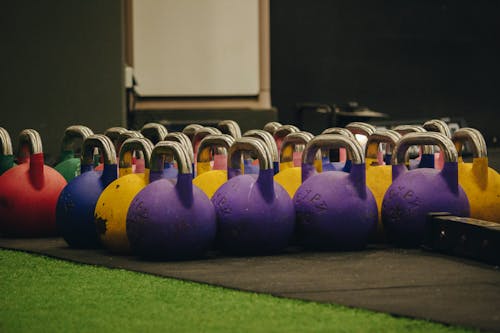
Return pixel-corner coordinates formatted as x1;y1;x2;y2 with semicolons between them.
243;129;280;174
163;132;195;178
126;141;216;259
381;132;470;247
294;134;377;250
321;127;356;172
212;137;295;255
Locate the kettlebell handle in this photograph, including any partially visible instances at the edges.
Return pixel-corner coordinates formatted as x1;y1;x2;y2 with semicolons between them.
393;125;434;155
150;141;192;175
273;125;300;142
82;135;117;167
452;128;487;159
119;137;154;170
322;127;356;139
423;119;452;138
164;132;194;165
140;123;168;144
193;127;221;146
243;129;279;165
303;134;364;166
263;121;282;134
365;130;402;162
345;122;376;137
218;120;241;138
0;127;13;155
182;124;203;141
392;132;457;165
61;125;93;152
18;129;43;157
228;137;273;173
197;134;235;164
280;131;314;164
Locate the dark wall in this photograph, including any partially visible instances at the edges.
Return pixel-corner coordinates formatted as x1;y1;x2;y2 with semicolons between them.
0;0;124;163
270;0;500;144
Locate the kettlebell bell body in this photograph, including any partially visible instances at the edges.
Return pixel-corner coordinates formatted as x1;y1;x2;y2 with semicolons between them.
274;132;314;198
382;132;469;247
192;134;235;199
364;130;402;241
212;137;295;254
453;128;500;223
0;129;67;236
126;141;216;259
94;138;153;253
294;134;377;250
56;135;118;248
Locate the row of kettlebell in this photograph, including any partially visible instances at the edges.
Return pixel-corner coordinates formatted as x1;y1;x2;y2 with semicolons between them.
1;120;498;257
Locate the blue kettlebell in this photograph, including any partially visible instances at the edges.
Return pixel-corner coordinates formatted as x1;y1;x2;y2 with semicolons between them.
56;135;118;248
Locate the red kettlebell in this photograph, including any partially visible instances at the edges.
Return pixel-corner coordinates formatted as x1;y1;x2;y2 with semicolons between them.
273;124;300;154
182;124;204;143
0;129;67;236
140;123;168;144
218;120;241;138
263;121;282;135
0;127;15;175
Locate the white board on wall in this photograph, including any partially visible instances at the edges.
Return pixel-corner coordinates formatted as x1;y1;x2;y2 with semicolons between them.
132;0;260;97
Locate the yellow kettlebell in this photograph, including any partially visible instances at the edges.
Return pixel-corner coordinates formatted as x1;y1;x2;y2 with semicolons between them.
365;130;402;241
94;137;153;254
274;132;316;198
453;128;500;223
192;134;235;199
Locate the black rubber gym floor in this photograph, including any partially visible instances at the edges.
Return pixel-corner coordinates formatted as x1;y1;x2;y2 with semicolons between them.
1;238;499;332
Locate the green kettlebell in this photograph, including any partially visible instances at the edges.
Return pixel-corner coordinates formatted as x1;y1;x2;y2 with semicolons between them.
54;125;94;182
0;127;15;175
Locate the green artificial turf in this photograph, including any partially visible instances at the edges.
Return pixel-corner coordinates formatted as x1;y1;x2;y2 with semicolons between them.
0;249;475;333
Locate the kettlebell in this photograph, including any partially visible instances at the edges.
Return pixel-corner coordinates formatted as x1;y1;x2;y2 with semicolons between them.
140;123;168;144
94;137;153;253
453;128;500;223
212;137;295;254
423;119;452;170
54;125;94;182
365;130;402;241
182;124;204;142
393;125;434;169
126;141;216;259
243;129;280;174
96;130;143;172
263;121;282;134
56;135;118;247
0;129;67;236
164;132;195;178
0;127;15;175
294;134;377;250
192;127;222;169
381;132;470;247
192;134;235;199
273;124;300;153
218;120;241;138
321;127;356;171
274;131;315;198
